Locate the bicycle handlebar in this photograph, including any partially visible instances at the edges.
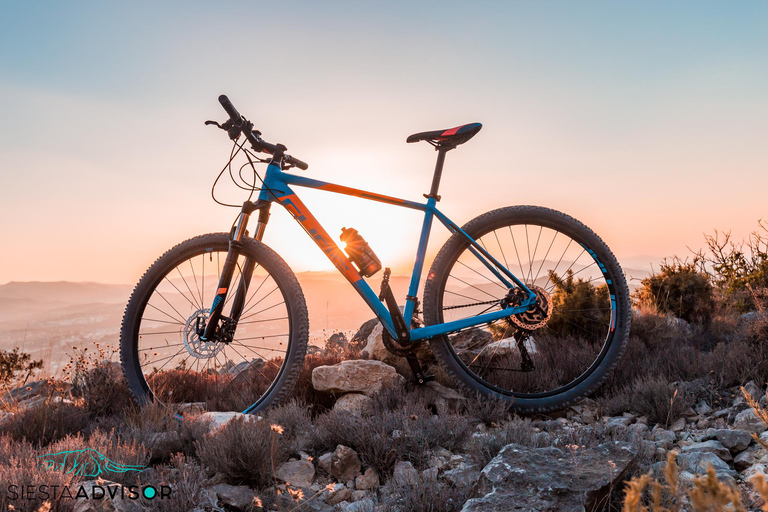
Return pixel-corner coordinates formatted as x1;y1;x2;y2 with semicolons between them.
216;95;308;171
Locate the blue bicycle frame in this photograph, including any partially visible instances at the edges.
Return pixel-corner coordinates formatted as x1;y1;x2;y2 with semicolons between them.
252;161;537;342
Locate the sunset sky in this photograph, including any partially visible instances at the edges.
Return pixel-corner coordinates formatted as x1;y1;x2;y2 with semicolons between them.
1;1;766;284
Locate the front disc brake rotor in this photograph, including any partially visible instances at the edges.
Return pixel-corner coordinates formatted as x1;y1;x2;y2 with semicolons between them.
183;308;225;359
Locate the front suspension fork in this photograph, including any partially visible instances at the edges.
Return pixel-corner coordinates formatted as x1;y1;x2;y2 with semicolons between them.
200;201;270;341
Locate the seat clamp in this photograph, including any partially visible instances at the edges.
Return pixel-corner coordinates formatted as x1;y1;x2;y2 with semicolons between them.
423;193;441;201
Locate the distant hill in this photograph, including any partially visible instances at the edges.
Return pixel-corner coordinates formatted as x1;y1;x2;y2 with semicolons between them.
0;260;650;373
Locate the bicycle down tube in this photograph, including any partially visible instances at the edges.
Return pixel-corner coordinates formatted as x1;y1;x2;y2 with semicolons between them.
252;161;537;342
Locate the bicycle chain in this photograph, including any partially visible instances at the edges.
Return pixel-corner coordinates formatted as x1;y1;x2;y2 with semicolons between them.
443;299;501;311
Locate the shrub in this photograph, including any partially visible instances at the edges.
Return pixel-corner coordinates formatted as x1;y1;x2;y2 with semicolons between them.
0;348;43;387
1;399;89;446
140;453;216;512
701;221;768;312
266;399;313;455
624;377;694;426
636;258;714;324
43;429;149;486
466;418;544;467
461;393;511;427
71;361;133;419
547;269;611;339
196;416;287;488
0;434;75;512
310;400;471;478
381;478;473;512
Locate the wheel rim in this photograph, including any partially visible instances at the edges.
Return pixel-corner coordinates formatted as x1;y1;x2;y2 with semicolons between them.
437;221;620;399
132;244;293;412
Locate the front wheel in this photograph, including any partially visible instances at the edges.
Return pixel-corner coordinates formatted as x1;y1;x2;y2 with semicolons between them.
423;206;630;414
120;233;309;414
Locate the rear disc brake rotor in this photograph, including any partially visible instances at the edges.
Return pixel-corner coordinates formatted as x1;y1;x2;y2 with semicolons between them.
508;285;552;330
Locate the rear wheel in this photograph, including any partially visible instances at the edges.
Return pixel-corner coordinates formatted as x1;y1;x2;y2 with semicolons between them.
120;233;309;414
423;206;630;414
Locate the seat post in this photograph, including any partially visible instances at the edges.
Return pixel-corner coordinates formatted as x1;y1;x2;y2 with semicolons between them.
426;146;451;201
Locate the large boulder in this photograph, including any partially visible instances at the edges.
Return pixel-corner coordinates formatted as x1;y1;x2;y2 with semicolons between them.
312;360;404;395
462;441;636;512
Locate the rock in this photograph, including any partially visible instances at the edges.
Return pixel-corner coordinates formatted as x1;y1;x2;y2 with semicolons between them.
317;452;333;475
333;393;372;416
351;318;380;349
350;490;368;501
418;381;467;413
346;498;377;512
652;428;676;448
200;411;255;430
355;468;380;490
325;332;349;353
744;380;763;401
461;441;636;512
715;429;753;453
361;323;432;377
743;463;767;482
606;416;632;433
695;401;713;415
670;418;686;432
176;402;207;415
444;464;481;487
331;445;362;482
73;481;144;512
327;485;352;506
274;459;315;488
677;452;737;483
734;450;756;471
312;360;405;395
681;440;732;462
393;461;419;486
733;409;767;434
422;466;439;482
212;484;258;511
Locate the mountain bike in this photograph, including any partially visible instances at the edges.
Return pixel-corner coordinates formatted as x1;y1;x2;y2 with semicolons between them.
120;95;631;415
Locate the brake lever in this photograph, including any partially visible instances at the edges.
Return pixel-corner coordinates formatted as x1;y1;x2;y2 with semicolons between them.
205;119;244;141
205;120;224;129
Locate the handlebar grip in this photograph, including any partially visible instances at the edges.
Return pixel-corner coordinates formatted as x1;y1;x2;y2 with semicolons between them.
287;155;309;171
218;95;241;121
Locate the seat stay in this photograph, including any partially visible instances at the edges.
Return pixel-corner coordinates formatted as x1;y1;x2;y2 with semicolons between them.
256;162;537;342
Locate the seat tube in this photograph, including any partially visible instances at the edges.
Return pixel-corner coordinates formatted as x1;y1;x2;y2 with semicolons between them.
404;199;436;324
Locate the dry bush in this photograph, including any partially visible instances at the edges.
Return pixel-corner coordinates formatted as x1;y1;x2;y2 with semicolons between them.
1;399;89;446
465;418;544;467
0;435;75;512
139;453;216;512
43;429;149;486
196;416;287;488
621;451;768;512
636;258;715;325
71;362;133;419
381;478;473;512
461;393;511;427
265;399;313;455
310;400;471;478
614;377;694;427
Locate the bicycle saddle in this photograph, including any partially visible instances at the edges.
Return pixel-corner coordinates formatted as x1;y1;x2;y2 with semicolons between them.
406;122;482;146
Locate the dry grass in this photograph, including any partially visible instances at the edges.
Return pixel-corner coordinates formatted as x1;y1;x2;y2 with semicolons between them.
196;416;287;488
1;398;89;447
381;478;474;512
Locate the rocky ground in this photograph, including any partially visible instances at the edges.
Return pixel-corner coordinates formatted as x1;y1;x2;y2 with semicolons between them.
2;317;768;511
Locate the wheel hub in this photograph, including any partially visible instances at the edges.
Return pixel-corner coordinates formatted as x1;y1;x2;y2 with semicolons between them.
507;285;552;330
183;308;225;359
